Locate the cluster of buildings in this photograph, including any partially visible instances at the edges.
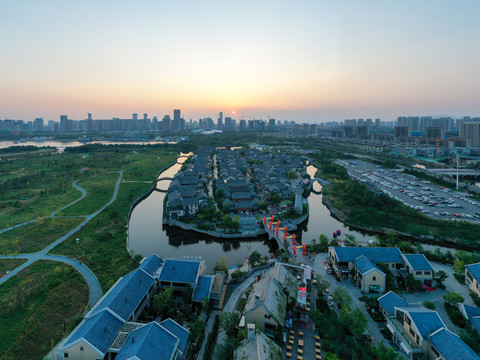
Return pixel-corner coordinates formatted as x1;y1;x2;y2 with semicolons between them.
58;255;226;360
166;148;306;222
327;247;437;293
166;148;213;220
216;149;305;212
377;291;480;360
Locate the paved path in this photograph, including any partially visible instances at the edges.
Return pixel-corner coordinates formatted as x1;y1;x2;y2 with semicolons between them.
197;310;221;360
0;172;124;308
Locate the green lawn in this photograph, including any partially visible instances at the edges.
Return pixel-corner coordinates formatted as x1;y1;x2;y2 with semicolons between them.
0;261;88;360
58;172;120;216
52;153;177;291
0;259;27;275
0;217;84;254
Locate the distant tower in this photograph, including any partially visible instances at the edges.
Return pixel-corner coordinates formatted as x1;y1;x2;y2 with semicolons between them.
294;186;303;214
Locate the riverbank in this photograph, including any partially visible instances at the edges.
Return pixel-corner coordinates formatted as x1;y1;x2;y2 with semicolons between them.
321;186;480;251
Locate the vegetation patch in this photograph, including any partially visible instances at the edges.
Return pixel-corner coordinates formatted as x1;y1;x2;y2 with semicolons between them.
0;217;84;254
0;260;88;360
0;259;27;274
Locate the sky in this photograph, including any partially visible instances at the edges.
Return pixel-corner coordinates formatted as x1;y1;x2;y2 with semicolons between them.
1;0;480;123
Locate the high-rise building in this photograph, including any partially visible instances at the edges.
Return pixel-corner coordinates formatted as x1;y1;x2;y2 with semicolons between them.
218;112;223;129
268;118;275;131
172;109;181;131
460;122;480;148
426;126;445;140
394;126;409;138
133;113;138;121
60;115;73;133
224;117;232;130
33;118;43;132
162;115;171;131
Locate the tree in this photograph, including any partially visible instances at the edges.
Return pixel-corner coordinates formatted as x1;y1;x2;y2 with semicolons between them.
436;270;449;284
216;188;225;199
214;337;236;359
220;312;240;338
249;251;262;267
422;300;436;310
405;273;422;292
339;304;367;336
443;292;464;305
152;287;175;318
314;275;331;295
324;353;340;360
333;287;352;308
189;315;204;342
318;233;329;252
215;257;229;273
453;259;465;275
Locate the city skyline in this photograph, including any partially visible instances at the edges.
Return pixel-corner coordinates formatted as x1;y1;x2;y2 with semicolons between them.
2;1;480;123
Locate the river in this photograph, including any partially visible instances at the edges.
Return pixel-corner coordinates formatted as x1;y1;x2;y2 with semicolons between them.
127;157;382;273
0;140;174;152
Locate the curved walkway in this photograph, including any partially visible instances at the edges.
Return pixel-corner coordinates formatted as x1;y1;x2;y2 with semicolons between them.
0;171;124;308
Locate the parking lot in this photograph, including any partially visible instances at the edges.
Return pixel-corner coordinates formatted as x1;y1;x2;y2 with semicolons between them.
337;159;480;224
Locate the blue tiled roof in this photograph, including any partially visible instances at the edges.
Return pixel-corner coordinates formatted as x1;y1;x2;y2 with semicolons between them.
399;308;444;339
160;319;190;355
332;247;403;263
91;269;155;321
63;309;124;355
471;317;480;336
466;263;480;281
192;275;213;302
377;291;409;316
353;255;385;275
159;259;202;284
430;328;480;360
463;304;480;320
403;254;433;271
139;254;162;277
116;322;179;360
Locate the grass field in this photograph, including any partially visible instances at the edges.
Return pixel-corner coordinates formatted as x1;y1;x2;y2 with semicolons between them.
0;147;177;359
0;259;27;275
52;155;175;290
0;217;84;254
58;172;120;216
0;261;88;360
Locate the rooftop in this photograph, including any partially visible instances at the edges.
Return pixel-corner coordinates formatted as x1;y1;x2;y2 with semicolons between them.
159;258;203;284
402;254;434;271
331;247;403;264
63;309;124;356
466;262;480;281
192;275;213;302
138;254;162;277
234;332;282;360
90;269;155;322
115;322;179;360
159;318;190;355
396;307;445;340
377;291;409;316
353;255;386;276
430;327;480;360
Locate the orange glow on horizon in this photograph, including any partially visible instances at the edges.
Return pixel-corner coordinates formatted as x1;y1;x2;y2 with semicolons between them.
232;110;236;115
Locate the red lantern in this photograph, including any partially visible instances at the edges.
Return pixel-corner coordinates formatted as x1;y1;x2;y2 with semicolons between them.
292;234;296;245
269;221;272;230
263;217;266;225
293;246;297;257
302;243;306;255
275;228;279;237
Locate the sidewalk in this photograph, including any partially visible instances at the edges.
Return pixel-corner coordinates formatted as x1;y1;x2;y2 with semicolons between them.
198;310;221;360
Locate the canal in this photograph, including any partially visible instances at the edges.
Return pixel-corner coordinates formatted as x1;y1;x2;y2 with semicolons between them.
128;157;380;272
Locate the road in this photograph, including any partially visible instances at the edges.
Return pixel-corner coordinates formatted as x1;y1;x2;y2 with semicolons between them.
0;171;124;307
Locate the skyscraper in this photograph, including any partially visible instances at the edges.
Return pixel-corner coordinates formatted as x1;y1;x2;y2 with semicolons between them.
33;118;43;132
172;109;181;131
218;112;223;129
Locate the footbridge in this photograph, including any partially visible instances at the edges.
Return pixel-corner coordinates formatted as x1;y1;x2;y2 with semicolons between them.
153;177;173;183
263;216;308;262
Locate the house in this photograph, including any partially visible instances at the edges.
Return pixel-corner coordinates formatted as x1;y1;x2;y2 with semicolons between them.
352;255;386;293
328;247;404;277
192;275;214;303
377;291;409;318
264;263;298;301
429;327;480;360
88;268;157;322
60;309;125;360
207;273;227;309
401;254;435;286
115;319;190;360
465;263;480;298
233;331;282;360
138;254;163;278
243;273;288;338
158;258;206;293
386;307;445;359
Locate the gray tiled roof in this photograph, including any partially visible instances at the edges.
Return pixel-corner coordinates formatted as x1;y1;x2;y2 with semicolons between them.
331;247;403;263
353;255;385;276
403;254;434;271
466;263;480;282
377;291;409;316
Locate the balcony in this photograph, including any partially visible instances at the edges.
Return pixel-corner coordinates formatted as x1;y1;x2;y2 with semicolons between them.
386;317;423;358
